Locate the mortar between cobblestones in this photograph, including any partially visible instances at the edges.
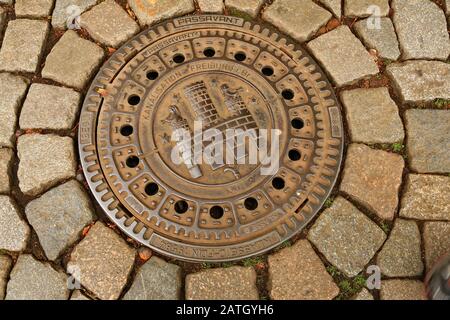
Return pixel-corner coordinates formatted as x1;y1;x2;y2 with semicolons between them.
0;0;448;300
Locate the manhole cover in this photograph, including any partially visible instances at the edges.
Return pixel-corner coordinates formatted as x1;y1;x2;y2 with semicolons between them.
79;15;344;262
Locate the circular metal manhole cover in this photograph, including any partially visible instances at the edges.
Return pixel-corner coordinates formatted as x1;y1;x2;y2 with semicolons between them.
79;15;344;262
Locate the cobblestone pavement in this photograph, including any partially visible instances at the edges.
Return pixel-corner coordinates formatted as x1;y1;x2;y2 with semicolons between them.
0;0;449;300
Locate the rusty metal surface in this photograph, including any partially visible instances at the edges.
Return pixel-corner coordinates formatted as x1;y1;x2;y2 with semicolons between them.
79;15;344;262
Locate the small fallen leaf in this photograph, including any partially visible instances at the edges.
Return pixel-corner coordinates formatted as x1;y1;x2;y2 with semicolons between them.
96;88;109;97
326;18;340;31
107;222;116;229
255;262;267;271
82;224;93;237
138;247;153;261
316;26;328;36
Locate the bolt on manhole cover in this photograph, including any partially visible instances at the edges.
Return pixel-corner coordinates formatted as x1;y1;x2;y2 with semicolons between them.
79;15;344;262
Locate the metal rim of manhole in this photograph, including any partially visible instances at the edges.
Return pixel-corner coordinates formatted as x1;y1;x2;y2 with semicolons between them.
79;15;344;263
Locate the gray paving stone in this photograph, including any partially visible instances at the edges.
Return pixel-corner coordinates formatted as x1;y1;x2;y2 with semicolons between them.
318;0;341;18
354;17;400;61
307;26;379;87
392;0;450;60
377;219;423;277
268;240;339;300
308;197;386;277
405;110;450;174
341;88;404;144
124;257;182;300
128;0;195;26
387;61;450;103
340;144;404;220
0;148;13;194
42;30;105;90
0;196;30;252
380;280;426;300
262;0;331;43
0;254;13;300
345;0;389;18
67;222;136;300
80;0;139;48
52;0;99;29
17;134;77;196
198;0;223;13
0;73;29;148
352;288;374;300
5;254;69;300
15;0;54;18
225;0;264;18
423;222;450;271
19;84;81;130
400;174;450;221
70;290;90;300
25;180;95;261
0;19;49;73
186;266;259;300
